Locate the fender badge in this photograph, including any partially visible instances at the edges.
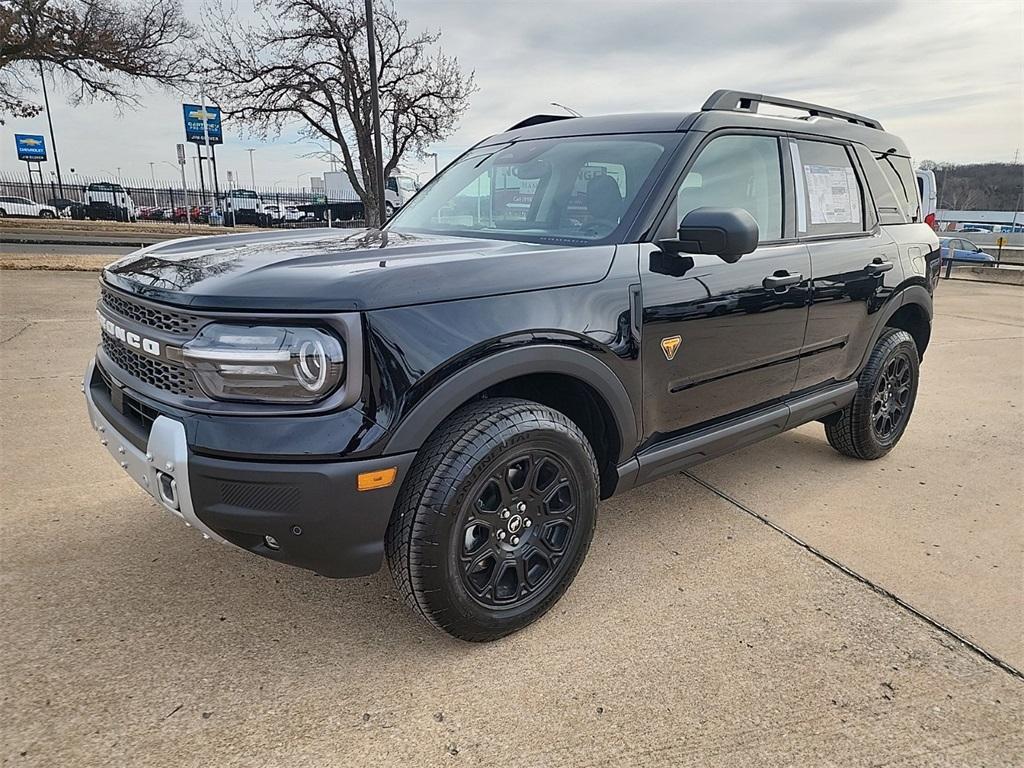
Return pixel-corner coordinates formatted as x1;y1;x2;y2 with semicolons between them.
660;335;682;361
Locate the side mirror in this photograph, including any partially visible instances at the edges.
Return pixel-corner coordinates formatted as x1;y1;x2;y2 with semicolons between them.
657;207;759;264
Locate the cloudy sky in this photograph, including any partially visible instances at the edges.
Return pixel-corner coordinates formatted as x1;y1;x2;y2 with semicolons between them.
1;0;1021;189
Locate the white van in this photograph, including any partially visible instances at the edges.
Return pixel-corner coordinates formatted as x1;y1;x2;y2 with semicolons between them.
915;169;937;229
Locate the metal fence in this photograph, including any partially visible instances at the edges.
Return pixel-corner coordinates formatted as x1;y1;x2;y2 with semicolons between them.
0;171;361;225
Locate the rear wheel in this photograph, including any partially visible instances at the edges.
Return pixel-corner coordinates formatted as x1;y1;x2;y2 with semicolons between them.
386;397;598;641
825;328;919;459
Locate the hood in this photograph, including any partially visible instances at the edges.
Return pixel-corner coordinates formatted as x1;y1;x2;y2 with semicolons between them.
102;228;616;311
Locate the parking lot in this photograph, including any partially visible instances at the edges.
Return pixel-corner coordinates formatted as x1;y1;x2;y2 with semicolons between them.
1;271;1021;766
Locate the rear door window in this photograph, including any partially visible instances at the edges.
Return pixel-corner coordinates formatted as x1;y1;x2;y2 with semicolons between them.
790;140;865;237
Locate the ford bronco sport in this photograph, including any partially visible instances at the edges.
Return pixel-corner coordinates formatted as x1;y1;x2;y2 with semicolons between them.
85;90;940;641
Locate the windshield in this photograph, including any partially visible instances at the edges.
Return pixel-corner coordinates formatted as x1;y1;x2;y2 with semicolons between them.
388;134;675;244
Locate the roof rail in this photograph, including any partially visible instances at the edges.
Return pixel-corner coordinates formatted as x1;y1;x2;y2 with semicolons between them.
507;114;577;131
701;89;883;130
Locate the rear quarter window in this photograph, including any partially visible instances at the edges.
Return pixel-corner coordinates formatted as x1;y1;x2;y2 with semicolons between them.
875;153;921;223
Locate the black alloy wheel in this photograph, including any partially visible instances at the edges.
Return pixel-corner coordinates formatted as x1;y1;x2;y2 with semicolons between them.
870;351;913;441
386;397;598;641
459;449;580;608
825;328;920;460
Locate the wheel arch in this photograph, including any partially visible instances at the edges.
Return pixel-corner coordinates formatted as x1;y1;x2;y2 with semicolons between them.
381;345;638;497
884;299;931;360
860;285;933;370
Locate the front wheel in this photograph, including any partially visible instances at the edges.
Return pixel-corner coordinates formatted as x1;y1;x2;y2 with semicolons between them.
39;209;56;219
825;328;919;459
386;397;599;641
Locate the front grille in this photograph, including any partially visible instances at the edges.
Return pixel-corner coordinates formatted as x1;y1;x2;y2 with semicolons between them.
100;287;202;336
95;362;159;437
101;335;199;397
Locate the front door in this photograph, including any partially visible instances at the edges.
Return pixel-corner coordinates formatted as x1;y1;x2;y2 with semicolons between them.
640;133;810;443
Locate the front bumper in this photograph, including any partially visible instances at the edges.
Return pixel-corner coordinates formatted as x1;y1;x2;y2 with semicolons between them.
84;359;416;577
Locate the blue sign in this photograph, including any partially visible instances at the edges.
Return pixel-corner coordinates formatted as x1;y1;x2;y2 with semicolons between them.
15;134;46;162
182;104;223;145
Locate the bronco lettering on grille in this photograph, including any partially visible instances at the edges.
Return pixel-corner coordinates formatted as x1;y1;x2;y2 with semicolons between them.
97;311;161;357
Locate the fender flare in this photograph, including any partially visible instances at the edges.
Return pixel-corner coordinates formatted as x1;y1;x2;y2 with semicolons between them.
860;284;933;370
382;344;639;462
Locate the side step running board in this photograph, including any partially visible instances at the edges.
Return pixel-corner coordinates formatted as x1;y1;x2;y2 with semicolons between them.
616;381;857;493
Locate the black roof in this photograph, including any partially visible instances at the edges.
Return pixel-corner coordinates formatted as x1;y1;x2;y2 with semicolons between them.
481;89;909;156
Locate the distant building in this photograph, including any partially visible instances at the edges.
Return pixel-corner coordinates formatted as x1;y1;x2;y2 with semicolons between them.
937;210;1023;226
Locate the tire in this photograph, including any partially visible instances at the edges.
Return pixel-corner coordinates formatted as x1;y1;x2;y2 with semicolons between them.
384;202;395;220
825;328;919;460
0;208;6;217
385;397;599;641
39;209;55;219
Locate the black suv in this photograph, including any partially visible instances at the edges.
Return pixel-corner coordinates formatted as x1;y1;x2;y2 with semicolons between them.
85;90;940;641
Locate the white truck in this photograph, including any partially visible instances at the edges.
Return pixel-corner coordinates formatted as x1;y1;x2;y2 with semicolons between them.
85;182;137;221
323;170;418;219
221;189;267;225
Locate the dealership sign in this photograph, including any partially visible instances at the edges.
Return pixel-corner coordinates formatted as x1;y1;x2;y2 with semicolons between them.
182;104;223;145
15;134;46;162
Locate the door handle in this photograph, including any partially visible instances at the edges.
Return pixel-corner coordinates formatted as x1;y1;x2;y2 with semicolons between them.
762;271;803;290
865;259;894;275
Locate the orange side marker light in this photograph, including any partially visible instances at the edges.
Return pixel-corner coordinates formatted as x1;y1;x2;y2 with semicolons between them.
357;467;398;491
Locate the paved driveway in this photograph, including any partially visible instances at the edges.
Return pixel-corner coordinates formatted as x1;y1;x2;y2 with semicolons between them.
1;272;1021;767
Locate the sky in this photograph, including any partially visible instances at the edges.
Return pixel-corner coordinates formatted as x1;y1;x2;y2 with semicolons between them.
1;0;1022;190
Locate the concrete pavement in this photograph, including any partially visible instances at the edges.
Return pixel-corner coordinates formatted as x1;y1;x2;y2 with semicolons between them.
1;272;1021;767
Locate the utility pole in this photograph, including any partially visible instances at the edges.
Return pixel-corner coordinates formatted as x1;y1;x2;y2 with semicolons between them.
201;89;220;214
364;0;386;227
37;61;64;196
247;148;256;188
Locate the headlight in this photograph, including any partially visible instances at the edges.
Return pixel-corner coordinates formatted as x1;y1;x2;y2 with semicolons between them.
181;324;344;403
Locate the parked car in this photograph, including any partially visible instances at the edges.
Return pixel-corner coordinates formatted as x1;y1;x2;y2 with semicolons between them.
939;237;995;263
0;195;58;218
86;89;939;641
265;204;308;224
48;197;87;219
137;206;167;221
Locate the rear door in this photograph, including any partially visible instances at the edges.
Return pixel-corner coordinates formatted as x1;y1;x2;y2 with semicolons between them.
789;138;900;390
640;132;810;442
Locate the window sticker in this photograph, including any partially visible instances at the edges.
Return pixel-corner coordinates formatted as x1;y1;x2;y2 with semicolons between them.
803;164;861;225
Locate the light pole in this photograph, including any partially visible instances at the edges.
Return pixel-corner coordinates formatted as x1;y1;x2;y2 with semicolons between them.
148;162;158;205
247;148;256;188
37;61;64;196
364;0;386;226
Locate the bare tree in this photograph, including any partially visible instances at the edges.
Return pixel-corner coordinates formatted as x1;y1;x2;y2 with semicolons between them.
0;0;194;122
201;0;474;227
